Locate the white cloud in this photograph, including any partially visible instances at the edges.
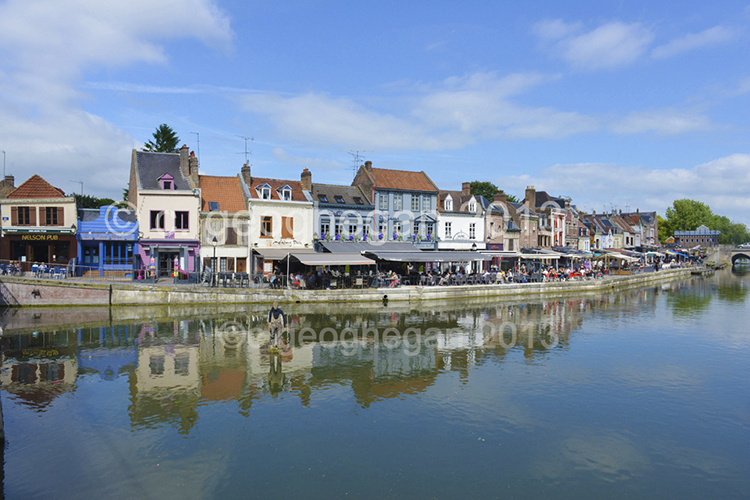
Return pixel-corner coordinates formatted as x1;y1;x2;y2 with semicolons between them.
652;26;737;59
611;109;713;135
0;0;233;198
241;71;598;150
533;20;654;70
494;154;750;225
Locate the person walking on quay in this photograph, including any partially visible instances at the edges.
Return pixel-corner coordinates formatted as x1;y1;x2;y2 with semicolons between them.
268;301;286;348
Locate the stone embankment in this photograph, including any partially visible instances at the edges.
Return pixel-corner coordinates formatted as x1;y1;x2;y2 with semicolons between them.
1;268;695;308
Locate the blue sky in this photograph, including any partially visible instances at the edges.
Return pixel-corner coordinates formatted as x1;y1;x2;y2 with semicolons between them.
1;0;749;225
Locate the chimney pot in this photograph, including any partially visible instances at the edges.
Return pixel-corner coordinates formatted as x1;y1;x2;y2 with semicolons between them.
301;168;312;191
364;161;372;171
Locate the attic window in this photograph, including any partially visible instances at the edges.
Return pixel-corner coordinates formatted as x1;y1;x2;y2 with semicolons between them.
445;197;453;212
282;187;292;201
469;201;476;213
318;194;328;202
335;195;345;204
353;197;363;205
163;181;172;190
208;201;219;211
256;184;272;199
159;173;175;190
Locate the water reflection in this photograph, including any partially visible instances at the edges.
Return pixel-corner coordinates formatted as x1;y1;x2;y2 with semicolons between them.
0;284;670;427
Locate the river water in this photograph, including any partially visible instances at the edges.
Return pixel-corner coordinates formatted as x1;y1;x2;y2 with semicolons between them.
1;270;749;499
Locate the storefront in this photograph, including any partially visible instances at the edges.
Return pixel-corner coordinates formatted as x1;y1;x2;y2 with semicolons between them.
76;206;139;277
0;229;77;270
137;240;199;278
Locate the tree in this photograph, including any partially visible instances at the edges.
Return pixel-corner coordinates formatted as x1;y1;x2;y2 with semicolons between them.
469;181;498;200
75;194;116;209
665;199;713;232
143;124;179;153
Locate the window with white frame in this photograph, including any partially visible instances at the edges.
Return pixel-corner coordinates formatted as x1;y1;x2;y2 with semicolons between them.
320;219;330;238
281;187;292;200
378;220;387;237
445;222;452;239
334;224;342;236
445;197;453;212
260;185;271;199
379;193;388;210
393;222;402;237
348;224;357;238
469;201;476;213
393;193;403;211
469;223;476;239
426;222;434;238
411;194;419;211
362;222;370;238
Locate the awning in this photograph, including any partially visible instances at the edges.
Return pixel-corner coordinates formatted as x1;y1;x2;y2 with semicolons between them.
292;252;375;266
253;248;316;260
481;251;521;259
368;251;486;263
593;253;637;262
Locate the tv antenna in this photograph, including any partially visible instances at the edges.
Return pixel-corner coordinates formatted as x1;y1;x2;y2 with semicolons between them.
347;150;372;179
190;132;200;165
237;135;254;163
70;180;83;196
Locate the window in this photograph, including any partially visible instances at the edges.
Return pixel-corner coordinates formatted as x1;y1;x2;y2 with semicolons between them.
426;222;434;238
175;211;189;230
163;181;171;190
378;220;387;237
413;222;420;238
469;201;476;213
174;353;190;376
348;224;357;237
320;219;330;238
393;193;403;211
411;195;419;211
282;216;294;239
393;222;402;237
379;193;388;210
362;223;370;238
45;207;59;226
334;223;342;237
225;227;237;245
318;194;328;203
150;210;165;230
14;206;32;225
445;222;452;239
261;216;273;238
260;186;271;199
281;187;292;200
208;201;219;211
469;223;476;239
353;197;363;205
220;257;227;272
445;197;453;212
332;195;343;204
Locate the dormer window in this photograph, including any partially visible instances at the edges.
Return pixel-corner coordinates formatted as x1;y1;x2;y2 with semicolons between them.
158;173;175;190
445;196;453;212
256;183;272;199
318;194;328;203
276;184;292;201
335;195;345;204
353;197;363;205
469;201;476;213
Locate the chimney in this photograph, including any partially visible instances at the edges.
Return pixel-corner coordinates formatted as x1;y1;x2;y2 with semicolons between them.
525;185;536;209
188;150;199;187
593;209;596;216
301;168;312;191
462;182;471;196
364;161;372;172
241;163;252;186
493;191;507;204
179;144;190;181
636;208;639;213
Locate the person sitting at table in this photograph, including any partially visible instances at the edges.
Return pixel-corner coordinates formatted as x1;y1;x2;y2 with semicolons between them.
388;270;399;288
438;271;451;286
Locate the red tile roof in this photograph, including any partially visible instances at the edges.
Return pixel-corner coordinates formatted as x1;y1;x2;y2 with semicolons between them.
247;177;308;202
368;167;438;192
7;174;65;199
199;175;245;212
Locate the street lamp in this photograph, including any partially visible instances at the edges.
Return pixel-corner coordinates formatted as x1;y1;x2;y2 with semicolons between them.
212;236;218;286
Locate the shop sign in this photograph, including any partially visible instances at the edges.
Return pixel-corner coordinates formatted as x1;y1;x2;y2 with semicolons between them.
21;234;59;241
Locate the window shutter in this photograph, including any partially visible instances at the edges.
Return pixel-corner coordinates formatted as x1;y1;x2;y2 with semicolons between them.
228;258;235;271
225;227;237;245
11;206;17;226
203;257;212;269
282;216;294;239
39;207;47;226
58;207;64;226
29;207;37;225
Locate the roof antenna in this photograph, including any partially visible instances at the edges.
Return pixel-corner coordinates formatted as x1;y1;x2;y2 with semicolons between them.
348;150;372;180
237;136;254;164
70;180;83;196
190;132;200;166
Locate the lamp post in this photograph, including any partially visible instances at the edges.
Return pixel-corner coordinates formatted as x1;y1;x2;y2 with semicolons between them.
212;236;218;287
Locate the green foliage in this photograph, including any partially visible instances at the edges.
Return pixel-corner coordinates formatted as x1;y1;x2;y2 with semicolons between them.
505;193;520;203
143;124;180;153
665;199;712;232
122;187;129;201
662;198;750;245
75;194;116;209
469;181;499;200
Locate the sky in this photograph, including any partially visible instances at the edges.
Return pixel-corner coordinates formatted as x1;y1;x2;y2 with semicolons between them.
1;0;749;225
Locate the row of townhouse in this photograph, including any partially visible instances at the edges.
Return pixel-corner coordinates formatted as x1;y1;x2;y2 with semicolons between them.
0;146;660;276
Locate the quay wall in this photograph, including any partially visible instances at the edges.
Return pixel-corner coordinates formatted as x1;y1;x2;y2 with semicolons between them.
1;268;694;308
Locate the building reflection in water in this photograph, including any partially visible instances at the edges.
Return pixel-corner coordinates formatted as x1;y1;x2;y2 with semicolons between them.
0;285;668;430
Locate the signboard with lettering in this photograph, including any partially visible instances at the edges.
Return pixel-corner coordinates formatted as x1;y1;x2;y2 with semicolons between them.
21;234;59;241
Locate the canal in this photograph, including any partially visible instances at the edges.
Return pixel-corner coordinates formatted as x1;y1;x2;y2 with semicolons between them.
1;269;748;499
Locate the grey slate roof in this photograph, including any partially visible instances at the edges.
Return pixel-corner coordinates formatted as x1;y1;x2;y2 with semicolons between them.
311;183;372;207
136;151;191;190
